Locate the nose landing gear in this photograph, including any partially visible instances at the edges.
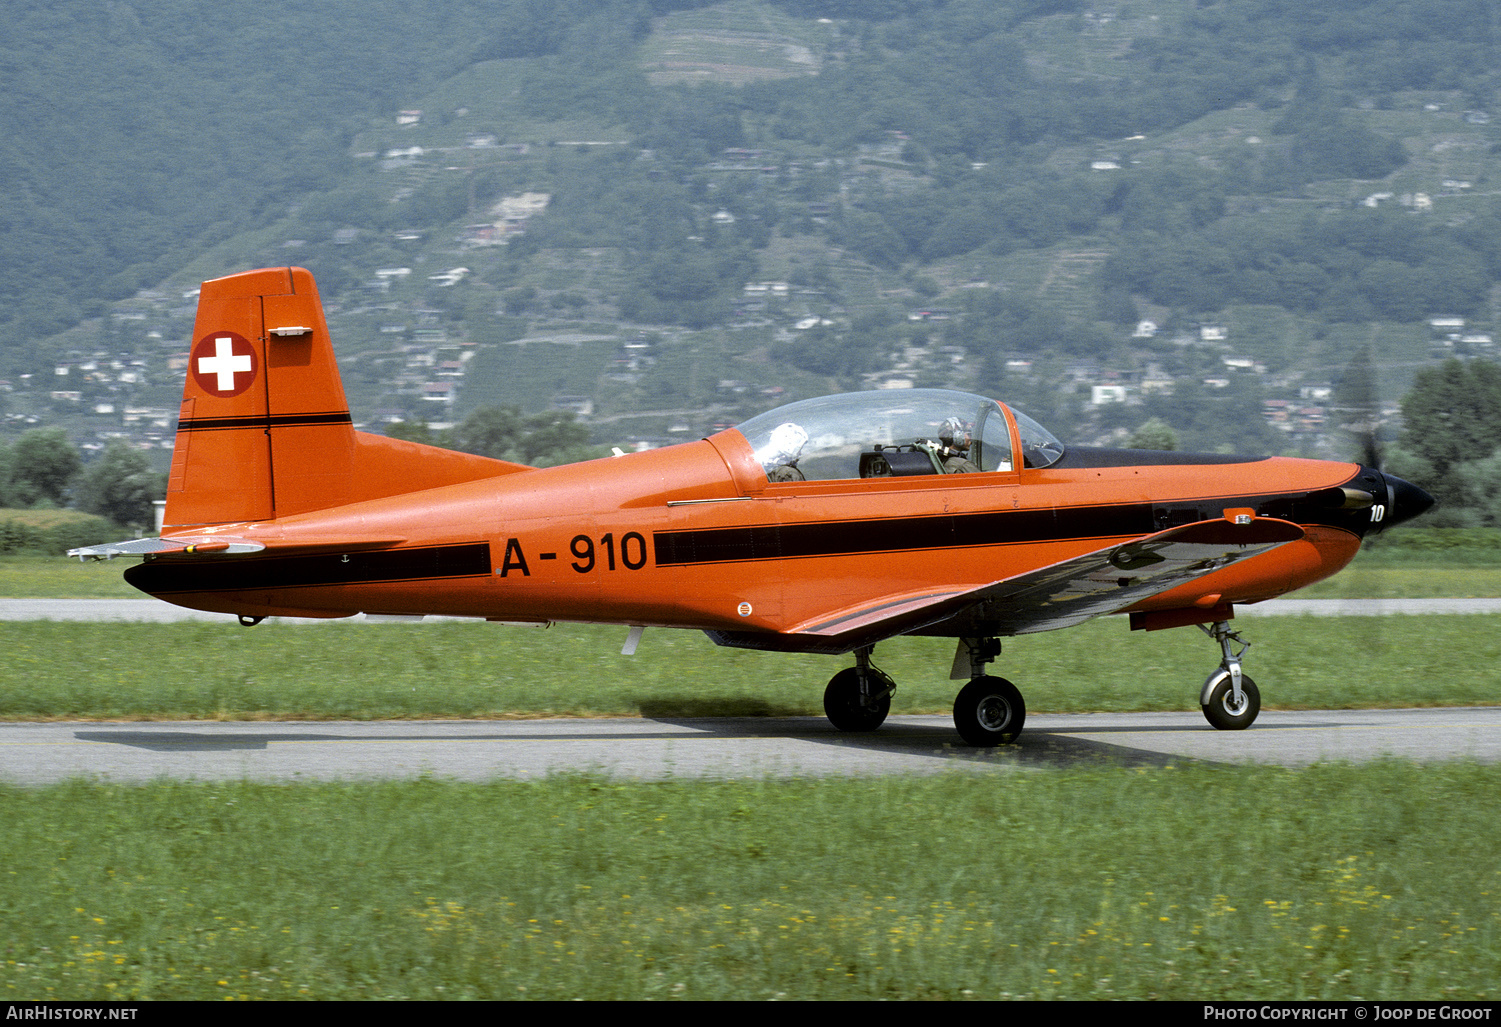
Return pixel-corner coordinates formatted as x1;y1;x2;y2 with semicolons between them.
1198;620;1260;730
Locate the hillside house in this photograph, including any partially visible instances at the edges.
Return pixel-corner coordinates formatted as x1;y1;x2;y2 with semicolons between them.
421;382;455;405
1140;365;1175;394
489;193;551;238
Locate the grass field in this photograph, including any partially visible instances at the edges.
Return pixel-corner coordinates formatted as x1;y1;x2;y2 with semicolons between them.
0;556;143;598
3;764;1498;1000
1;612;1498;721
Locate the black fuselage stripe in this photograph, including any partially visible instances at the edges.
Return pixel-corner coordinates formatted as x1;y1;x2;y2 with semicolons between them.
125;543;490;595
653;505;1156;565
178;412;353;431
653;492;1359;567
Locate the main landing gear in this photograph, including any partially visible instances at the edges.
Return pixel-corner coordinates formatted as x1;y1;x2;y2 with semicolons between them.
950;637;1025;746
1197;620;1260;730
822;637;1027;747
822;646;894;732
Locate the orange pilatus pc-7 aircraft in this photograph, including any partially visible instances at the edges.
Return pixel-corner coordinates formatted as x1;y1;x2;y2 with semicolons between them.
74;267;1433;745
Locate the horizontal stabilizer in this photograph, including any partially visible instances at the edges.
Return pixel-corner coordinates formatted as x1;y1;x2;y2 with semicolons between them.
69;536;266;561
69;532;409;561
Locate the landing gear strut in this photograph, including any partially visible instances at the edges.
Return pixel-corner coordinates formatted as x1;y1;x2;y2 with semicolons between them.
823;646;894;732
822;637;1029;745
1197;620;1260;730
950;637;1026;746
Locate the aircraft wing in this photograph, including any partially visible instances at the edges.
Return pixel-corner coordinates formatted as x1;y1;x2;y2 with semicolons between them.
711;516;1304;654
935;515;1305;638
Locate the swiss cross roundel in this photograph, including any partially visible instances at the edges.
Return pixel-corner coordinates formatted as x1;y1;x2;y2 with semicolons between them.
190;331;258;397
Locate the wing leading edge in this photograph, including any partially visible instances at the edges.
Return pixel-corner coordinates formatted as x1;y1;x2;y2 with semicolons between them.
708;516;1305;655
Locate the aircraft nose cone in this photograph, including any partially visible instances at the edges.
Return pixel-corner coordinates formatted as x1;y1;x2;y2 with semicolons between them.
1376;471;1435;531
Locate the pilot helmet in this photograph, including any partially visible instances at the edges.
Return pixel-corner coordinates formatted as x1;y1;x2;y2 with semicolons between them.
758;422;808;468
940;416;971;450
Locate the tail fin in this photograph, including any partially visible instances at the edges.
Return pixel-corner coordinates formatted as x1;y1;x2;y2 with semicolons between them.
164;267;527;531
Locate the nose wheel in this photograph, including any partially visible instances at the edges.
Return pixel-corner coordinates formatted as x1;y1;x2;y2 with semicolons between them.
1198;621;1260;730
1202;671;1260;730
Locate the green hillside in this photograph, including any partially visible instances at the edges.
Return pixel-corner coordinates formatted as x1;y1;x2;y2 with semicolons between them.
7;0;1501;463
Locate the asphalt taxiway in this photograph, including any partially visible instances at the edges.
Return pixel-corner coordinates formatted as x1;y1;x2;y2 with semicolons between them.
1;708;1497;784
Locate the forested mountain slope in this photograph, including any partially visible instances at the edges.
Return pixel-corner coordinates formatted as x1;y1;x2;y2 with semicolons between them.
0;0;655;361
6;0;1501;465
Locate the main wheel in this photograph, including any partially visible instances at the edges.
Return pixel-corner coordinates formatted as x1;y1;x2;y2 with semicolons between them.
953;676;1025;746
823;667;892;732
1201;673;1260;730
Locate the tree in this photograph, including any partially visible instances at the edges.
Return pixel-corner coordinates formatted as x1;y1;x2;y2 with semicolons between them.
1452;450;1501;527
8;429;81;508
843;212;909;270
76;441;164;530
1127;418;1179;451
502;286;539;315
384;419;437;446
447;406;527;461
1400;360;1501;477
1399;359;1501;519
442;406;595;467
515;411;592;467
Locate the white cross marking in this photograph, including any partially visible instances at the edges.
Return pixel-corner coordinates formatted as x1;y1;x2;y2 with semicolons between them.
198;336;252;392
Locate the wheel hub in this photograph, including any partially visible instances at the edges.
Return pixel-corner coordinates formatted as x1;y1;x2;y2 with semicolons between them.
976;695;1012;732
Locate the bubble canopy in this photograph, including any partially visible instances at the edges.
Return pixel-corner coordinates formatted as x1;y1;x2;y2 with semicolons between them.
732;389;1064;483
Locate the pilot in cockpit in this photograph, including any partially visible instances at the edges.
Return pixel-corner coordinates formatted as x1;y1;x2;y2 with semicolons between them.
938;416;979;474
757;422;809;482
